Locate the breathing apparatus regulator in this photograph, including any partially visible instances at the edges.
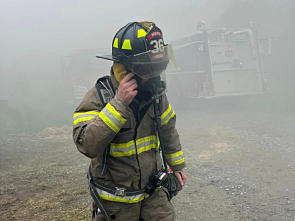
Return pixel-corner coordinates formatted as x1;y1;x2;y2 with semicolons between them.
96;21;176;98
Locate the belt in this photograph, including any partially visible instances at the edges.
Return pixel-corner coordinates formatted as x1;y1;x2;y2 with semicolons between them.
91;180;146;197
87;167;149;204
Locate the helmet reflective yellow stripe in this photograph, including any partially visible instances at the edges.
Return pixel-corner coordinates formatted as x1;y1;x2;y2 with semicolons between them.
122;39;132;50
113;38;119;48
137;29;147;38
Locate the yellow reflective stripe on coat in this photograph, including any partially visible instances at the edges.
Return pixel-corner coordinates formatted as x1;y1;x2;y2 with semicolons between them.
73;104;126;133
110;136;159;157
73;111;99;125
166;150;184;166
97;188;148;203
137;136;159;154
94;186;161;203
161;104;175;126
98;103;127;133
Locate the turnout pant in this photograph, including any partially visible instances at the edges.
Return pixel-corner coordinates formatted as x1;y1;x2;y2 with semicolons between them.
92;189;175;221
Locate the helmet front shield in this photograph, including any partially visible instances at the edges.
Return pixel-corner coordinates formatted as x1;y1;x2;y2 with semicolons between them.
130;45;177;79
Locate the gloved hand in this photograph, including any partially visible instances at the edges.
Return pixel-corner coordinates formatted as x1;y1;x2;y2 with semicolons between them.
162;173;183;201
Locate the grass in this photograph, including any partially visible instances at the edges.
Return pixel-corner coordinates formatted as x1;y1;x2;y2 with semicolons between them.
0;104;73;138
0;131;91;220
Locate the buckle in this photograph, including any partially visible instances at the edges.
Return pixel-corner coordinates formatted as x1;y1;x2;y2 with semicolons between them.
115;187;126;196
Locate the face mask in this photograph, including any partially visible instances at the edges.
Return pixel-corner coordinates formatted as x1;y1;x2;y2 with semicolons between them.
136;76;165;101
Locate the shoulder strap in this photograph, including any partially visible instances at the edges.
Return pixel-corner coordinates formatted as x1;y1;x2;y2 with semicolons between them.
153;95;168;171
94;76;115;175
95;76;115;106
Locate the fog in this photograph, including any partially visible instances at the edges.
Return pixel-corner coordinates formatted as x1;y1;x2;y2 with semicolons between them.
0;0;294;132
2;1;295;220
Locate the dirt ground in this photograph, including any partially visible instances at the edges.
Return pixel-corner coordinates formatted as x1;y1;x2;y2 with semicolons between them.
1;103;295;220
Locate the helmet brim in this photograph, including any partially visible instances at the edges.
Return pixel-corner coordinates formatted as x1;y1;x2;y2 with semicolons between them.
96;54;119;62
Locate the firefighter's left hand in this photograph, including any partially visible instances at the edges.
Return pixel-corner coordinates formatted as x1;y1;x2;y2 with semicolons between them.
174;171;187;186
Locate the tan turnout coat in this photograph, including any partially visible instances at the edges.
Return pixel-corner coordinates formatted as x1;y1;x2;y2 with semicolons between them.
73;75;185;203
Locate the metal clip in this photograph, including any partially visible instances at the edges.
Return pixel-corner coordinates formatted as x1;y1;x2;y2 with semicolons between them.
115;187;126;196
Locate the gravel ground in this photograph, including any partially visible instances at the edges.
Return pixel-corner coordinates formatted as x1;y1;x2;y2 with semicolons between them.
174;106;295;221
1;104;295;220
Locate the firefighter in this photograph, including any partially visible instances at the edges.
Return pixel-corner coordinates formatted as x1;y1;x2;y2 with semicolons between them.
73;21;186;221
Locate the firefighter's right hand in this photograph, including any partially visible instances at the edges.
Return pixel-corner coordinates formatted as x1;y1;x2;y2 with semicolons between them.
117;73;138;105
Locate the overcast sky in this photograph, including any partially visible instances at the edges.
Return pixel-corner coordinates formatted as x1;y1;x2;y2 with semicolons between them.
0;0;231;68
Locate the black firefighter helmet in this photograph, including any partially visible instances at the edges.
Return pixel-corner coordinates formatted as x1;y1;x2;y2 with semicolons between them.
96;22;171;80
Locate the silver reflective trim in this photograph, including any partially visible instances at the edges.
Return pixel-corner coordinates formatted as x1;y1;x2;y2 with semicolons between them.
73;113;98;121
101;107;123;128
94;187;146;203
137;139;158;149
110;142;135;154
161;109;175;125
166;155;184;164
110;138;158;155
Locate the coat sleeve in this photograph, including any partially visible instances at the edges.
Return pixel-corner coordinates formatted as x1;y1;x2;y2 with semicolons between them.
159;94;186;172
72;88;129;158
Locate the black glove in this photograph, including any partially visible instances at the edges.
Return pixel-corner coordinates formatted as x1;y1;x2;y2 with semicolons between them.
162;173;182;200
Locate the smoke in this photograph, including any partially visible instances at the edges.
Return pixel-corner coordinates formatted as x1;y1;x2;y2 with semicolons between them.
216;0;295;111
1;0;294;135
